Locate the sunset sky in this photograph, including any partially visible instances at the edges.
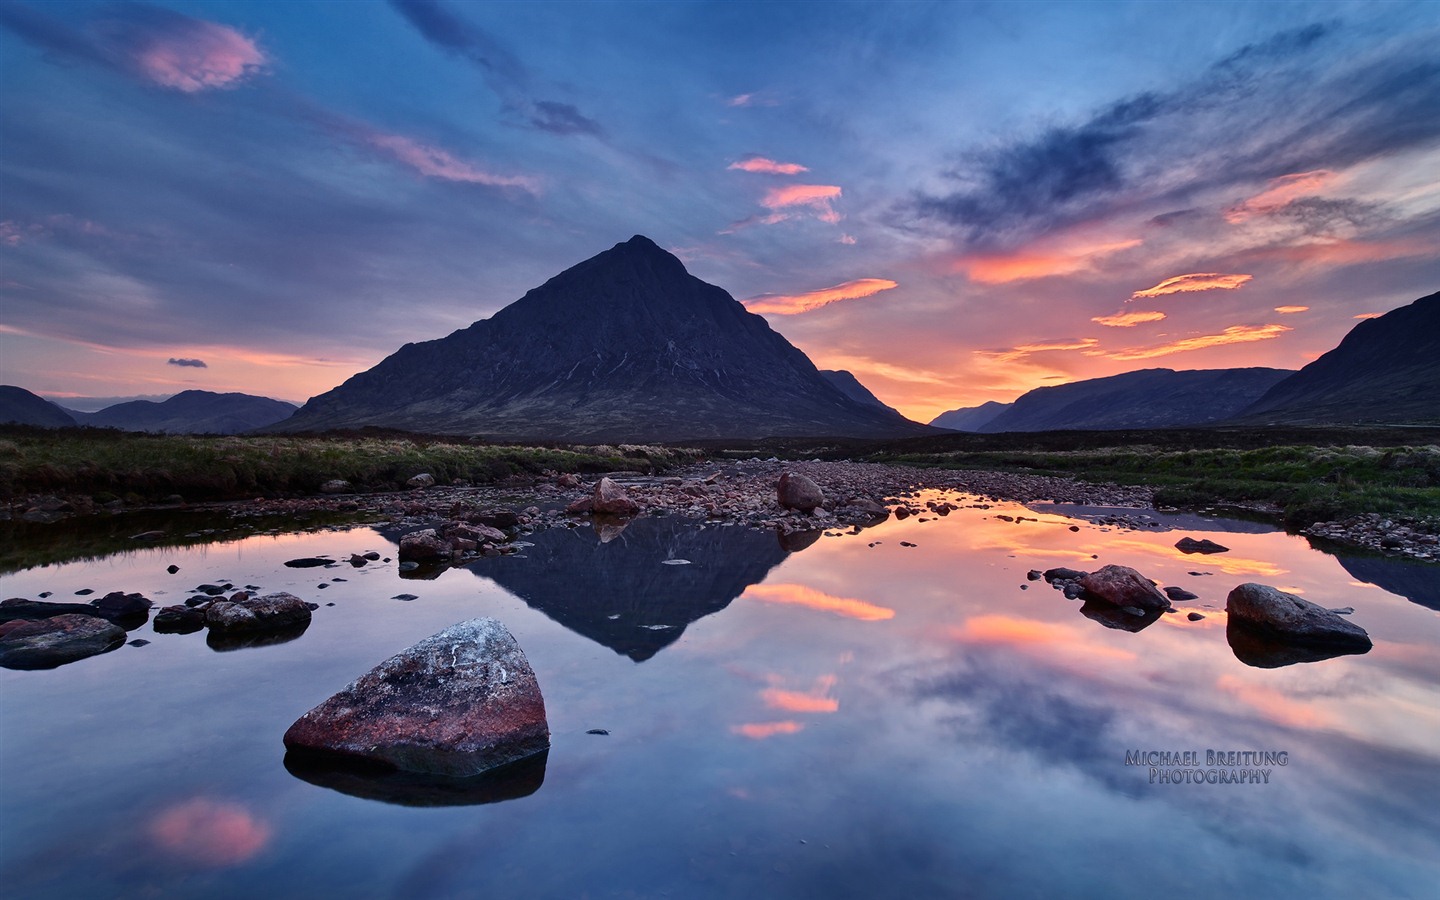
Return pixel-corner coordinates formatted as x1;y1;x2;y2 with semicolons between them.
2;0;1437;421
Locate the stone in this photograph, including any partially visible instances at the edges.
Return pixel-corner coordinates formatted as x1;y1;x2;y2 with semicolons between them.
153;605;206;634
1175;537;1230;554
592;477;641;516
398;529;451;562
1078;565;1169;612
205;592;312;634
318;479;352;494
777;472;824;512
555;473;581;489
1043;567;1089;584
1187;612;1205;621
0;614;126;670
565;496;594;514
284;557;333;568
1163;586;1199;602
846;497;889;520
283;618;549;777
407;473;436;489
1225;583;1372;650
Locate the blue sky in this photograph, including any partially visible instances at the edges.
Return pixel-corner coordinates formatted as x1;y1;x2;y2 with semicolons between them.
2;0;1437;419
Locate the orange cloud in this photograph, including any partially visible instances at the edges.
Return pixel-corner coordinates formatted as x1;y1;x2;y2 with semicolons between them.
761;675;839;713
953;615;1135;662
1092;310;1167;327
744;278;897;315
729;157;808;175
1225;170;1338;223
1354;312;1382;319
956;239;1141;285
1130;273;1253;299
367;133;539;192
1216;675;1331;729
1106;324;1291;361
1274;306;1310;314
742;583;894;621
760;184;843;223
975;338;1100;365
148;798;271;866
732;721;804;739
1239;237;1431;268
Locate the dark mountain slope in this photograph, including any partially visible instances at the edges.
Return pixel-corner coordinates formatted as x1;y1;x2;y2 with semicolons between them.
1236;291;1440;425
0;386;77;428
77;391;298;434
930;401;1013;432
978;368;1293;433
819;369;903;416
276;236;930;442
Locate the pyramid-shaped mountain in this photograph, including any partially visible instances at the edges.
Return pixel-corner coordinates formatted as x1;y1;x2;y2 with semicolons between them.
277;236;929;441
1235;291;1440;425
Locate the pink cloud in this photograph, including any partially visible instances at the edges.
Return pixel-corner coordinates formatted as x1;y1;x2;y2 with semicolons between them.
744;278;897;315
1105;324;1291;361
1274;306;1310;314
731;721;804;739
123;17;267;92
1225;170;1338;223
954;238;1142;285
838;234;856;245
760;183;843;223
1092;310;1167;328
729;157;809;175
741;583;894;620
147;798;271;867
1130;273;1252;299
367;132;539;192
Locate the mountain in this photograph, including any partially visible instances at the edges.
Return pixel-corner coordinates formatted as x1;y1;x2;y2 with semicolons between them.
275;236;930;442
0;386;78;428
1235;291;1440;425
930;400;1013;432
977;368;1293;433
819;369;902;416
74;390;298;434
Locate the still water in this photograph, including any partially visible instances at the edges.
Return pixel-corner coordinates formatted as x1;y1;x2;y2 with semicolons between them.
2;493;1438;899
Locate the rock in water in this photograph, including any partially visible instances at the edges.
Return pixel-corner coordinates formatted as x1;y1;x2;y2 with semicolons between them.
1078;565;1169;612
777;472;824;512
592;477;641;516
283;618;549;777
1175;537;1230;554
398;529;451;562
0;614;126;670
206;592;312;633
1225;583;1372;650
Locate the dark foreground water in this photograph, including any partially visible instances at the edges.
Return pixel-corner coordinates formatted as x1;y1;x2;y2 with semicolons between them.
2;493;1438;899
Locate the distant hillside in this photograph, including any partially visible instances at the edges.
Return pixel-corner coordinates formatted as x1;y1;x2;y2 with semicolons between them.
0;386;77;428
276;236;931;442
819;370;903;416
978;368;1293;433
930;401;1013;432
75;390;298;434
1235;291;1440;425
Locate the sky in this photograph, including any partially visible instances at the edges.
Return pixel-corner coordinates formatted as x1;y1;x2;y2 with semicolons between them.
2;0;1437;422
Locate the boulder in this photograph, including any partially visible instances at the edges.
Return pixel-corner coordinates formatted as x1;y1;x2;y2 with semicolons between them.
1043;567;1089;584
399;529;451;562
1225;583;1372;650
407;473;436;489
777;472;824;512
90;591;151;616
0;614;126;670
555;473;581;489
153;605;206;634
592;477;641;516
1078;565;1169;612
205;592;312;634
318;479;351;494
283;618;549;777
1176;537;1229;554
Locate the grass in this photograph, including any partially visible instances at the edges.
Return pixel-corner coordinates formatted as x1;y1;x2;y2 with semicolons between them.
0;427;701;504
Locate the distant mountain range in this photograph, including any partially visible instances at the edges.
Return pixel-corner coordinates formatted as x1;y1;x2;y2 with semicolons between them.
1234;291;1440;425
0;386;77;428
930;400;1013;432
0;387;295;434
940;368;1293;433
275;236;930;442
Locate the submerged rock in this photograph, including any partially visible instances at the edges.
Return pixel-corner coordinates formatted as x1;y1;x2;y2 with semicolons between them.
777;471;824;512
0;614;126;670
153;605;206;634
1225;583;1372;652
283;617;550;777
205;592;312;634
1078;565;1169;612
1176;537;1230;554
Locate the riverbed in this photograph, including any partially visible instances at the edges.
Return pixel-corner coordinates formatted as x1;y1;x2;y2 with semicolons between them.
2;491;1437;899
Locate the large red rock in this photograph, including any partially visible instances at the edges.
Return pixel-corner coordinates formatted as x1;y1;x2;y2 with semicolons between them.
205;592;312;633
592;477;641;516
283;618;550;777
777;471;824;512
1077;565;1169;612
399;528;451;561
0;614;126;670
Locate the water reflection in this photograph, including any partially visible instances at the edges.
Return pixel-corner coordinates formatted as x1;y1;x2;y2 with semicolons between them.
467;517;789;661
1079;598;1163;632
1226;619;1373;669
284;749;547;807
1334;554;1440;610
205;620;310;652
146;797;272;867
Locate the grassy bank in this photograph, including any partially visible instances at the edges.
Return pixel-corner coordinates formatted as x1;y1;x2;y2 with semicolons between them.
0;427;699;504
866;441;1440;527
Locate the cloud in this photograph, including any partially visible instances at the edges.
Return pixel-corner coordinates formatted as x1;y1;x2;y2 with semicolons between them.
838;233;856;245
147;798;271;867
0;2;267;92
1106;323;1291;361
365;131;539;191
741;583;894;621
728;156;809;175
167;357;207;368
954;238;1141;284
1354;312;1382;319
1274;305;1310;314
1130;273;1252;299
1092;310;1167;327
731;721;803;739
761;183;844;223
976;338;1100;366
761;676;840;714
726;92;778;108
389;0;604;138
744;278;897;315
1225;170;1339;223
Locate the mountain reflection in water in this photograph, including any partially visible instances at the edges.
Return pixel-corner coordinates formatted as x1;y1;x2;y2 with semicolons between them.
468;517;791;661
